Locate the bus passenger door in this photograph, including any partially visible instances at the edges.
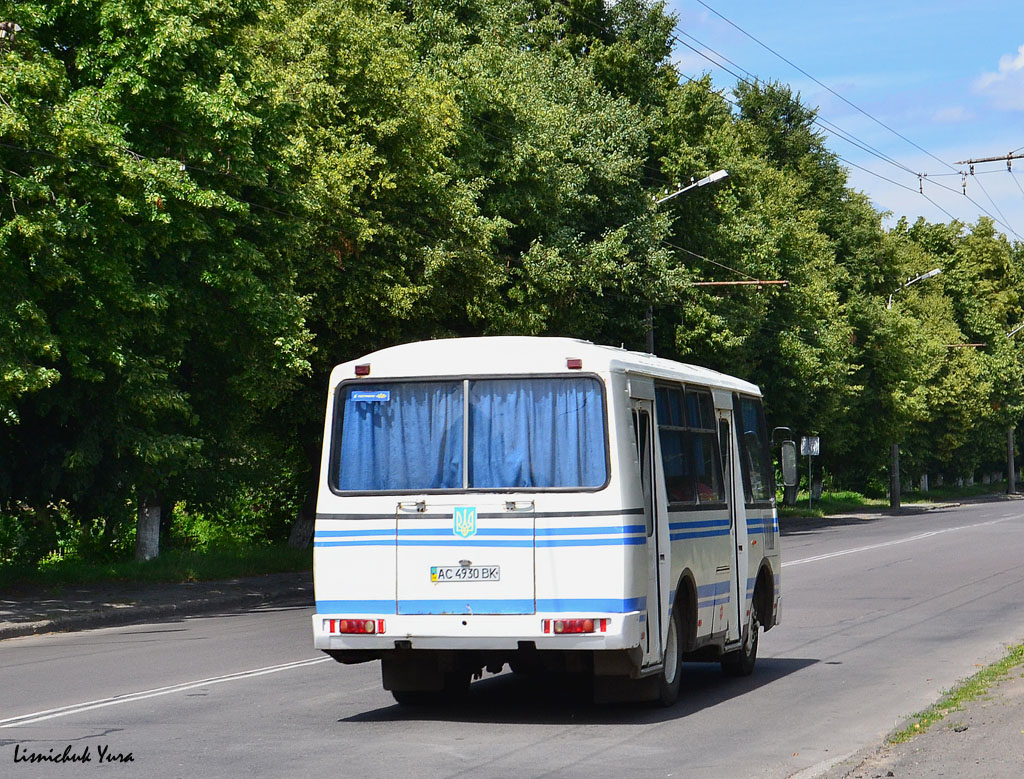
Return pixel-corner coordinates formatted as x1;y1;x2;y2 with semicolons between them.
631;397;667;670
717;411;747;642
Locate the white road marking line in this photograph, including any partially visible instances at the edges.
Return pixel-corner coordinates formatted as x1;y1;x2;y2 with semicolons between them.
0;656;331;728
783;515;1019;568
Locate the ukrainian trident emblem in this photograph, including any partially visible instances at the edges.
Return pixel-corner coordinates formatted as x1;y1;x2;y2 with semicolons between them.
453;507;477;539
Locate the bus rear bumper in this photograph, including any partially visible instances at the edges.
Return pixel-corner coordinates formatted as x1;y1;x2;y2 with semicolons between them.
312;611;644;652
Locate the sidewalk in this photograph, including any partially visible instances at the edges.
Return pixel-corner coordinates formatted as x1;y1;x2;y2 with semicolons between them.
0;569;312;641
822;665;1024;779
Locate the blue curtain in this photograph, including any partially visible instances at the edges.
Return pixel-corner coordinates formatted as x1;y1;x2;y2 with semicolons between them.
468;378;606;488
336;382;463;491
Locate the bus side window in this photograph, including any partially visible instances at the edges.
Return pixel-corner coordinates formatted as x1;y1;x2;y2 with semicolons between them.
685;388;725;504
656;385;697;504
734;395;772;504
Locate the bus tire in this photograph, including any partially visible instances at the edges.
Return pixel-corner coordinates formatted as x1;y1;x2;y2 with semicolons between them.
721;604;759;677
656;607;683;706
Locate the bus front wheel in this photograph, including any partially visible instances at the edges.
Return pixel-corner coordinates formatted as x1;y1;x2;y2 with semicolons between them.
656;607;683;706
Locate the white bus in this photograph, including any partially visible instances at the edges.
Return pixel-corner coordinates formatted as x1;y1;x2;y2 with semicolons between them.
312;336;781;704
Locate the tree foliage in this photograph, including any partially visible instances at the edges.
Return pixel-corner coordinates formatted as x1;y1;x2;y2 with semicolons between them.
1;0;1022;564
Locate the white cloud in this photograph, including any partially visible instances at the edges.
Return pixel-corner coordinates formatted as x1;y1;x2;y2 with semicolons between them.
974;44;1024;110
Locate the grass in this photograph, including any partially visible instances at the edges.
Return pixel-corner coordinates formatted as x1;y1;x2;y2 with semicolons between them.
778;490;887;518
778;482;1012;518
888;641;1024;743
0;543;312;594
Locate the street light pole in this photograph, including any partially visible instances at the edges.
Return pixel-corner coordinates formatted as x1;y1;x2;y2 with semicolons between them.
1009;324;1023;494
655;169;730;205
886;268;942;309
646;169;730;353
886;267;942;510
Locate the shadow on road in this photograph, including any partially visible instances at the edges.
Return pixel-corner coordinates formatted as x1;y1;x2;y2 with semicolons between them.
779;505;960;538
339;656;816;726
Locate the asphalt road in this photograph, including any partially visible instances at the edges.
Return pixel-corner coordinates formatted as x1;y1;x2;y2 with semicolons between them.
3;500;1024;779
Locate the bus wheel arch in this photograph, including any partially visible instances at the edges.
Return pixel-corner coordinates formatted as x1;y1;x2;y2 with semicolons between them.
753;563;776;632
673;572;698;653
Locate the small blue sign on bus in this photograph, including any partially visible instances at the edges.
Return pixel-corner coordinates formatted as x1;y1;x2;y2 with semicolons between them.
453;507;477;539
351;390;390;402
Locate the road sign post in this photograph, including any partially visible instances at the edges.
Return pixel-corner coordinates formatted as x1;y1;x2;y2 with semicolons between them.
800;436;820;509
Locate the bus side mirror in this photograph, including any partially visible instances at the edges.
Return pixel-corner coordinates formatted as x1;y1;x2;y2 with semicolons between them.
780;440;798;488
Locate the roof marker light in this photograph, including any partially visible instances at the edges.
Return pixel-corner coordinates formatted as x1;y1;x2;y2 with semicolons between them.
566;358;583;370
354;364;371;376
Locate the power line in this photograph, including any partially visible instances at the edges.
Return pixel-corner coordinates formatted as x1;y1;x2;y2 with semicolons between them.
972;176;1020;240
673;6;1021;235
1010;171;1024;199
672;31;918;178
661;238;759;281
693;0;959;173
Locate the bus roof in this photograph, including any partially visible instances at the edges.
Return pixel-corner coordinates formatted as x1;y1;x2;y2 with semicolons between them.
330;336;761;396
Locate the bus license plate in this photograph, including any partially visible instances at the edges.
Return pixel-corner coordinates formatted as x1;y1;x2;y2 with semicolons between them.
430;565;500;583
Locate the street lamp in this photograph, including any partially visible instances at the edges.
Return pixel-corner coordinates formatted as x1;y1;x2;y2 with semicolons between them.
1008;324;1024;494
655;169;730;205
647;170;730;353
885;267;941;510
886;268;942;309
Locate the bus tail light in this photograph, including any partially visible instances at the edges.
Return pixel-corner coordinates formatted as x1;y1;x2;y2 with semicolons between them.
542;618;608;634
326;618;385;634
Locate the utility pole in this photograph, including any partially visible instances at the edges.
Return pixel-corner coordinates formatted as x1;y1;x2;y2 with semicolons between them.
647;170;731;354
954;152;1024;168
886;268;943;511
1008;427;1016;495
1009;324;1023;494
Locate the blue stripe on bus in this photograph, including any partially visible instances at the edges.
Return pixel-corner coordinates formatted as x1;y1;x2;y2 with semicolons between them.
668;519;730;530
314;537;647;548
315;598;648;615
669;518;731;541
537;597;646;612
536;525;646;536
315;525;645;538
314;526;649;548
670;529;731;541
696;581;731;608
316;600;396;613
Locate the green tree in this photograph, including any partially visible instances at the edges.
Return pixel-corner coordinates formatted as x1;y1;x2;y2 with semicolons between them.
0;0;312;559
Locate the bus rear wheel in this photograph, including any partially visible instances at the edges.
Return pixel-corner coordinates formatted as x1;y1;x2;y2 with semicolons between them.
721;605;759;677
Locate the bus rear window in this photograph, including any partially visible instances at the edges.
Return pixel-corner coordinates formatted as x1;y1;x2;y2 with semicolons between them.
333;376;607;492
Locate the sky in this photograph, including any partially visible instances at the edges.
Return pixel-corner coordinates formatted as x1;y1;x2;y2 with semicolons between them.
665;0;1024;241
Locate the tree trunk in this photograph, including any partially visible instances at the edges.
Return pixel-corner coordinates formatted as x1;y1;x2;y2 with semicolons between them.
287;488;317;549
135;497;161;561
889;443;901;510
